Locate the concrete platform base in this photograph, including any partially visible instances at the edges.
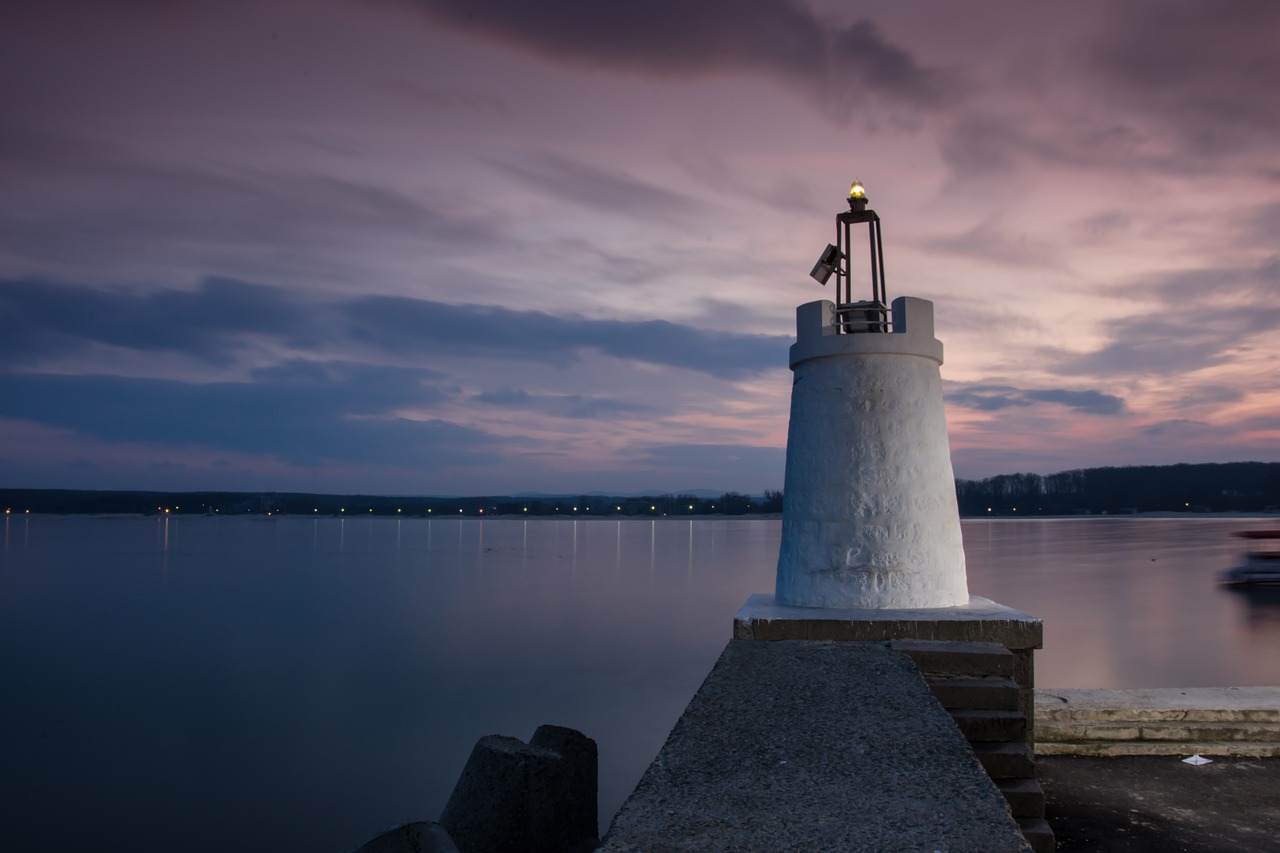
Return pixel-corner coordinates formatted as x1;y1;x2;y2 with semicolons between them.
734;594;1043;648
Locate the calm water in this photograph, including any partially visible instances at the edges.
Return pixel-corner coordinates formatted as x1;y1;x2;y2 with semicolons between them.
2;515;1277;851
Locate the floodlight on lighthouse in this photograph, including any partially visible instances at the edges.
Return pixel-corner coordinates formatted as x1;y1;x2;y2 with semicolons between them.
809;243;842;285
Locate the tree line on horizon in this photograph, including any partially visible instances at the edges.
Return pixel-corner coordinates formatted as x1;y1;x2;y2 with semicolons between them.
954;462;1280;516
0;488;785;518
5;463;1280;517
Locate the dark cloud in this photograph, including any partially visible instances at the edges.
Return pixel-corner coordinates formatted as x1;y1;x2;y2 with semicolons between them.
1143;419;1214;438
1095;0;1280;158
1173;385;1246;408
1;276;787;378
0;277;311;364
0;363;477;467
473;388;646;419
0;129;502;277
947;383;1125;415
344;295;789;377
489;152;701;219
397;0;952;121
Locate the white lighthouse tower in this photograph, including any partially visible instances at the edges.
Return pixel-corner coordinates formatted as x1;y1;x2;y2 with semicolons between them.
774;181;968;609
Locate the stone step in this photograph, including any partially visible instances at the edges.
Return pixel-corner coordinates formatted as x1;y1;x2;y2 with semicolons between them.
1036;687;1280;724
951;709;1027;743
996;777;1045;819
1017;817;1056;853
929;676;1021;711
1036;740;1280;758
891;639;1016;678
973;741;1036;779
1038;720;1280;743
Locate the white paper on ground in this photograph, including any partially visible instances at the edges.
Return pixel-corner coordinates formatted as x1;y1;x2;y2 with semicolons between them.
1182;754;1213;765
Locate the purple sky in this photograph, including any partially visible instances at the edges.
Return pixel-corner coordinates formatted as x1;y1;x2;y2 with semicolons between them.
3;0;1278;496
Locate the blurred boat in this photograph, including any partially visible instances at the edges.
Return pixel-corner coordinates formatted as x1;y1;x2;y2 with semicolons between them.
1221;530;1280;586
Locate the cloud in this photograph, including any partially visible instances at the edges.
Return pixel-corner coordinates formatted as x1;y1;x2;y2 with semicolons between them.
0;363;480;468
489;152;702;219
947;383;1125;415
379;80;511;116
1143;419;1214;438
343;294;789;377
1172;385;1246;409
395;0;953;121
0;276;789;378
1093;0;1280;158
919;219;1063;269
1050;258;1280;377
473;388;645;419
0;131;503;281
0;277;311;365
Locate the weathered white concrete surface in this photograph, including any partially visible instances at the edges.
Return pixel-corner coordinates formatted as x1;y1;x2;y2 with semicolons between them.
776;296;968;609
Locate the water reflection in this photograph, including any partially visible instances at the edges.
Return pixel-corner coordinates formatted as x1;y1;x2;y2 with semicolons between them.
1225;587;1280;636
2;516;1278;853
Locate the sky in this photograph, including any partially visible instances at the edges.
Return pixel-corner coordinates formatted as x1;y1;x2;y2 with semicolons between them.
3;0;1279;496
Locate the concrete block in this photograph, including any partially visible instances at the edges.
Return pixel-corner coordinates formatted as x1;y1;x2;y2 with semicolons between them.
973;741;1036;778
439;726;599;853
890;639;1016;678
951;709;1027;742
996;778;1046;818
353;821;459;853
1016;817;1055;853
929;677;1020;711
529;724;599;850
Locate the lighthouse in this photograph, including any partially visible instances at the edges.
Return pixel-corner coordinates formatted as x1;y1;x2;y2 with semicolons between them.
774;181;968;609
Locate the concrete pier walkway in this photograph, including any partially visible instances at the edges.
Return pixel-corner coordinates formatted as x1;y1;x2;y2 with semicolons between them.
600;640;1031;852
